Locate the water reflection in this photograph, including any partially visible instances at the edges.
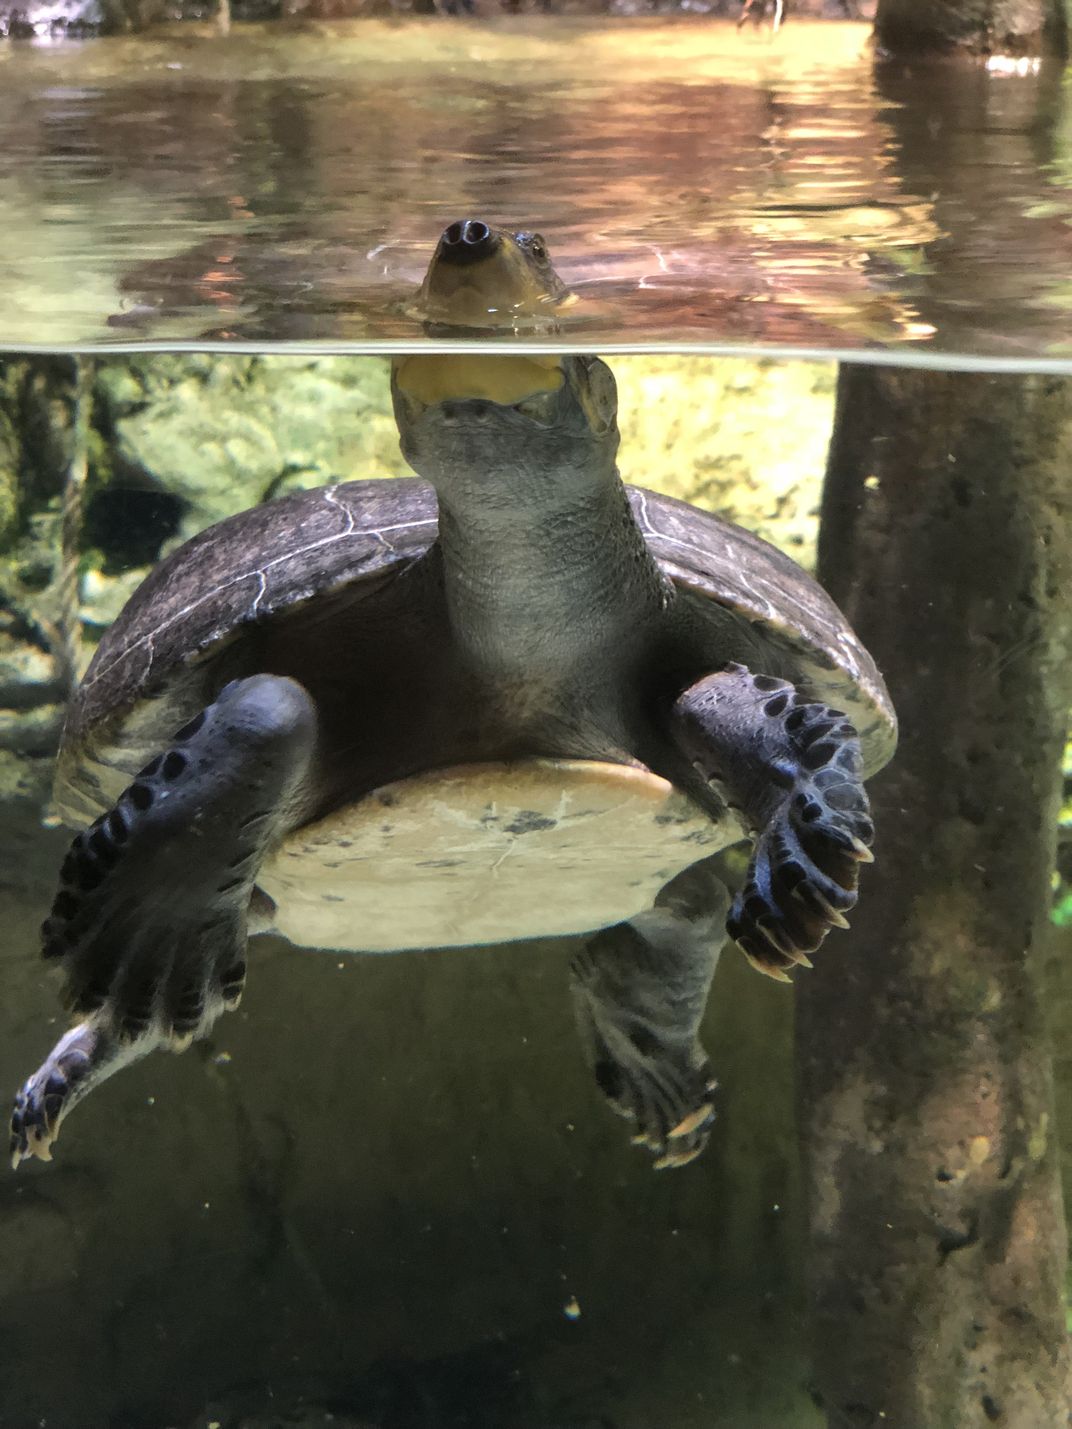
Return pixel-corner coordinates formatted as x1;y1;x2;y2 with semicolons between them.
1;19;1069;356
874;57;1072;359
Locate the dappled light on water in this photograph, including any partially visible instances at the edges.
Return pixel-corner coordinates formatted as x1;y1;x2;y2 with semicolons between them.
0;18;1070;361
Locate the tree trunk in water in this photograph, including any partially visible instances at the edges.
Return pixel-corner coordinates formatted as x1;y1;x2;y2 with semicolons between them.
874;0;1068;58
797;368;1072;1429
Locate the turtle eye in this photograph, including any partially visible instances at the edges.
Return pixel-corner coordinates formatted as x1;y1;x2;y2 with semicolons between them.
516;231;550;265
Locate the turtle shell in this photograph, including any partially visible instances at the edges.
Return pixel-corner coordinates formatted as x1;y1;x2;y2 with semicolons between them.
57;476;895;824
629;485;896;773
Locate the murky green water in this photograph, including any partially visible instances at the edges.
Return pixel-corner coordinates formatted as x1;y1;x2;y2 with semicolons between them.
0;349;835;1429
1;18;1070;360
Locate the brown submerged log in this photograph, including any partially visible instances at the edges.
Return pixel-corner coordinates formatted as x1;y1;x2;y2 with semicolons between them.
797;367;1072;1429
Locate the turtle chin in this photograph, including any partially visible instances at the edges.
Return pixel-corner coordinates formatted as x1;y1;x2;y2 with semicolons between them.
394;386;619;504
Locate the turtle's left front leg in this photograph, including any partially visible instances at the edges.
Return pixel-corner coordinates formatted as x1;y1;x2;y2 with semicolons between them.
670;662;875;981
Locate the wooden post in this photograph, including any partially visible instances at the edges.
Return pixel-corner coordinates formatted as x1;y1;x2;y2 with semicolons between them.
797;367;1072;1428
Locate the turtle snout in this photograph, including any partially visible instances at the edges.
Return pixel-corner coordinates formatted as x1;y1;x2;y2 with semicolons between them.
438;219;500;266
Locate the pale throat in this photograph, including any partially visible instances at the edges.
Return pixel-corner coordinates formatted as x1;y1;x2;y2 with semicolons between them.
433;467;667;678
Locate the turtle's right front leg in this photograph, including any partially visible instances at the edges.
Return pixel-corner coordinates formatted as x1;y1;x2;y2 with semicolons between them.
10;674;316;1168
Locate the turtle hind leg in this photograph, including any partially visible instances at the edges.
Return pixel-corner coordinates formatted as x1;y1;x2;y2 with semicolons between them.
671;663;874;981
570;857;727;1170
10;674;315;1168
8;1010;184;1168
10;930;245;1168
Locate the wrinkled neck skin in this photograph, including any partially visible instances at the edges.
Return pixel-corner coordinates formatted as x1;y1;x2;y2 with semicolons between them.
403;411;668;687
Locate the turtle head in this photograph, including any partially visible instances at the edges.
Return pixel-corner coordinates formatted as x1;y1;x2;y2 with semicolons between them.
395;221;613;505
417;219;570;328
390;352;620;502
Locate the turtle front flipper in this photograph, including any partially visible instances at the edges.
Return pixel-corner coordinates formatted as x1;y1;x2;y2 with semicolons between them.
10;675;315;1167
671;662;874;981
570;857;727;1170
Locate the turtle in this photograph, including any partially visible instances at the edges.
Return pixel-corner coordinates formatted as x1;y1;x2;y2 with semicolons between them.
9;219;896;1172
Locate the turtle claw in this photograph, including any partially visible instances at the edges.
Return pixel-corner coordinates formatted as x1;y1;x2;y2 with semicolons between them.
654;1095;717;1169
740;944;794;983
756;914;801;959
9;1095;53;1168
11;1099;59;1167
654;1139;707;1171
792;885;850;931
585;1022;718;1168
669;1101;718;1140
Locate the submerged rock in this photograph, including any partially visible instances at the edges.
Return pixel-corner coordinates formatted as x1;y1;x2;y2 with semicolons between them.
96;354;406;530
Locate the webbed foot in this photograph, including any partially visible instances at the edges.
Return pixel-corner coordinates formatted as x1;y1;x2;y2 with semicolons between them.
672;664;874;980
10;675;315;1167
571;858;726;1169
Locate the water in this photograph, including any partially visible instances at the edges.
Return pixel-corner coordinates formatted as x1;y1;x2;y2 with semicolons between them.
0;17;1070;1429
0;19;1069;361
0;348;826;1429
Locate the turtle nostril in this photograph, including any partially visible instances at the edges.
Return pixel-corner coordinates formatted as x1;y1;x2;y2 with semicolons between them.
462;219;490;246
438;219;499;266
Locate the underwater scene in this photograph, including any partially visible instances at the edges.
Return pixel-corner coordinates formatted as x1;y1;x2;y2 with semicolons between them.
1;9;1072;1429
